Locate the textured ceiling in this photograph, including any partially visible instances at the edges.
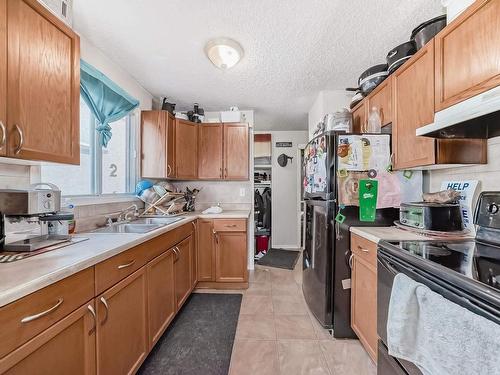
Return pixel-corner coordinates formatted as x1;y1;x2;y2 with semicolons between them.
73;0;443;130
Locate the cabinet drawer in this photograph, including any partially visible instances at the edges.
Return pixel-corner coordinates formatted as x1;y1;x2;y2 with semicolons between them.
0;267;94;358
351;233;377;267
213;219;246;232
95;244;150;295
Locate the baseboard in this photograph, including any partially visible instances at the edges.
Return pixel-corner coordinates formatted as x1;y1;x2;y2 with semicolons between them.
196;281;249;290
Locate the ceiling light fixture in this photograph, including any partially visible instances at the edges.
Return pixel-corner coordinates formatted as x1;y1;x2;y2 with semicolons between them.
205;38;244;70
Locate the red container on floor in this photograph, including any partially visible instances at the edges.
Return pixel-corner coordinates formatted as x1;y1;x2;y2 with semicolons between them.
256;235;269;253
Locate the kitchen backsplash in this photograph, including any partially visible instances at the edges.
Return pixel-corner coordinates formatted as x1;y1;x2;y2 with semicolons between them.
426;137;500;197
171;180;252;211
0;162;33;189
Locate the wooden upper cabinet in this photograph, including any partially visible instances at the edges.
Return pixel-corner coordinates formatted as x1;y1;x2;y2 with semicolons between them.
223;123;249;180
435;0;500;111
147;249;175;348
141;111;167;178
96;268;148;375
392;41;436;170
366;78;392;127
0;0;6;157
198;124;223;179
197;219;215;282
7;0;80;164
175;119;198;179
166;112;176;178
0;302;97;375
351;101;366;133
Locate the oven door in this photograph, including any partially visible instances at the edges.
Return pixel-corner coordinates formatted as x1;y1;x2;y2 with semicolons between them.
377;246;500;375
377;251;424;375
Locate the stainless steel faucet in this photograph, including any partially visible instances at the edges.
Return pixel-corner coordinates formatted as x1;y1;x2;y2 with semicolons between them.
121;204;140;222
104;204;140;226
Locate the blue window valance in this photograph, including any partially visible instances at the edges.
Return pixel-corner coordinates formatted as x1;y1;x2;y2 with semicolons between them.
80;60;139;147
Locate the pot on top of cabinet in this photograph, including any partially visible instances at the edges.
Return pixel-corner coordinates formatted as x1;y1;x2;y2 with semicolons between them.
410;15;447;50
386;40;417;74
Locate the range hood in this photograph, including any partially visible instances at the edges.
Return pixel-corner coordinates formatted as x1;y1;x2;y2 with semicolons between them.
416;85;500;139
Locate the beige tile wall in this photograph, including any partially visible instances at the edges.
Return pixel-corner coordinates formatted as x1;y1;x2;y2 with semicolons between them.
0;162;32;189
171;181;252;211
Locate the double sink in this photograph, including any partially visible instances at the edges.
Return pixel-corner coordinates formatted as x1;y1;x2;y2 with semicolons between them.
93;217;185;234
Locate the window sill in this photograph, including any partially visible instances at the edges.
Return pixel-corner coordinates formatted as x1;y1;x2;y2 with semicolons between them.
63;194;142;207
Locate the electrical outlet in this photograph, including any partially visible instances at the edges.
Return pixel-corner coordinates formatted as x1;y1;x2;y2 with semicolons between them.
239;188;246;197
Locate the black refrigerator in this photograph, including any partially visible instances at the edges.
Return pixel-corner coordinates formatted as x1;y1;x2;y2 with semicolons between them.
302;131;398;338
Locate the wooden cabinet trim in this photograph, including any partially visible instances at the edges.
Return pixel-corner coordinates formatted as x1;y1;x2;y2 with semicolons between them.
0;0;6;157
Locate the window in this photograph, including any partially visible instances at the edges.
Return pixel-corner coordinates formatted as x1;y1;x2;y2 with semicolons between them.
40;98;138;196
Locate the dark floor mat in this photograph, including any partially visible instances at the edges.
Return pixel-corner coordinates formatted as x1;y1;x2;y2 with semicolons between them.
257;248;300;270
138;293;242;375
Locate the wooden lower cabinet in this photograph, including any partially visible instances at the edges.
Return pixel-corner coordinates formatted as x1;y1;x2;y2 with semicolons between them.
197;219;216;282
0;302;96;375
96;268;148;375
215;230;248;283
174;235;194;311
146;249;175;348
190;221;198;290
350;234;378;362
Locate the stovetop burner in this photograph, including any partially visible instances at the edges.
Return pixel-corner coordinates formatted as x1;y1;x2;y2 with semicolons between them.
388;239;500;292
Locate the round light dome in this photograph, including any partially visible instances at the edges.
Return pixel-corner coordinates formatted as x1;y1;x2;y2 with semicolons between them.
205;38;244;70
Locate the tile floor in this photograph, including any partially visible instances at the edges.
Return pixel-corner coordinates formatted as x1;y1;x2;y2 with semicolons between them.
226;252;377;375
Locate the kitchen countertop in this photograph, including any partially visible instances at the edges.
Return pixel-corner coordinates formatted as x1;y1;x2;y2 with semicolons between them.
0;210;250;308
350;226;447;244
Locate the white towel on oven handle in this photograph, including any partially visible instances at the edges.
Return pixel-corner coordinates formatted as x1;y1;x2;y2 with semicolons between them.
387;273;500;375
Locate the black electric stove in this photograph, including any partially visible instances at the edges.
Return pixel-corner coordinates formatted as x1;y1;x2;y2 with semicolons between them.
377;191;500;375
386;239;500;293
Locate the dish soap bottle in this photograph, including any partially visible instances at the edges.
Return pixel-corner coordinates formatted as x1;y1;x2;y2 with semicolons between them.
367;107;382;133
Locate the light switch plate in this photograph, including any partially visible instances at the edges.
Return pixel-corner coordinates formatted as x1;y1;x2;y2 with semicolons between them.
239;188;246;197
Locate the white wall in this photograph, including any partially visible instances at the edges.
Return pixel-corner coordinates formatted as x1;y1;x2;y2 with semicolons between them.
79;35;153;111
308;90;352;140
270;131;308;249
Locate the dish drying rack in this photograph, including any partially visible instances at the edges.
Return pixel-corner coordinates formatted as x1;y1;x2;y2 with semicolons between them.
140;192;186;217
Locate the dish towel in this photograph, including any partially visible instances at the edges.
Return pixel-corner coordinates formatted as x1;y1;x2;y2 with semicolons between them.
387;273;500;375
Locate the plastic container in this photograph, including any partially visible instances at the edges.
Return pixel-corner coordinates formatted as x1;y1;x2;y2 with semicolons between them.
367;107;382;133
220;107;241;122
256;235;269;253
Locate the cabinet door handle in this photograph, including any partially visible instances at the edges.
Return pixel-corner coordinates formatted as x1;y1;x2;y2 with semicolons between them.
225;224;237;228
100;297;109;325
87;304;96;335
219;167;222;179
21;298;64;323
173;247;180;262
0;121;6;150
348;254;354;269
191;221;196;231
224;167;228;178
167;164;172;177
14;124;24;155
357;245;370;253
117;260;135;269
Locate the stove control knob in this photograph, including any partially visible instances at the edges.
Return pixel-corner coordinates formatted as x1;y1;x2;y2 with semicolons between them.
488;203;499;214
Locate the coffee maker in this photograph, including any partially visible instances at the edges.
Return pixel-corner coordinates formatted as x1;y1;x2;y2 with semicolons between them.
0;183;72;252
